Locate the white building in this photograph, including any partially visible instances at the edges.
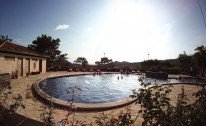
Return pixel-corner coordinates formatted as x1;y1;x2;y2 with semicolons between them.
0;41;47;77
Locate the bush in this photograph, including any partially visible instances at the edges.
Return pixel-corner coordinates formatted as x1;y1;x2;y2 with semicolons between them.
0;82;25;126
131;76;206;126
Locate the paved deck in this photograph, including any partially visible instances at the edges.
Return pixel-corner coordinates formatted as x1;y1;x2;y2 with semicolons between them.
1;72;143;125
0;71;202;125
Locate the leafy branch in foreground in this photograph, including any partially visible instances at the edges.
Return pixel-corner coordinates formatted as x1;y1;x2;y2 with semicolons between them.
9;94;25;114
131;75;206;126
0;82;25;126
130;76;173;125
94;107;134;126
58;86;83;126
190;85;206;125
39;97;55;126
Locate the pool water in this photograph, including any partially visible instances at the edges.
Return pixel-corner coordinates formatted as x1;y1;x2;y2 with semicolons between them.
39;74;201;103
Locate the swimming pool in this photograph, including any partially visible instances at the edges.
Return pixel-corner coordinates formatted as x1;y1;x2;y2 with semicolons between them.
39;73;180;103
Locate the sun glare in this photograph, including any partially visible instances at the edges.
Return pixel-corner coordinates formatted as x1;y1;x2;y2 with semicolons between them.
93;0;173;61
106;1;154;40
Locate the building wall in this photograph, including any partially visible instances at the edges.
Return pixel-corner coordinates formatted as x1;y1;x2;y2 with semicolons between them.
30;59;39;73
42;59;46;73
23;58;30;76
0;52;46;76
0;55;18;74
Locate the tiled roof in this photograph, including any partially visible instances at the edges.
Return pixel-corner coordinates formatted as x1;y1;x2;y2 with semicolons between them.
0;41;47;58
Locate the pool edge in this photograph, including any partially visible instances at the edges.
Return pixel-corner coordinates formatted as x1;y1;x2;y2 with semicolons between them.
32;73;137;111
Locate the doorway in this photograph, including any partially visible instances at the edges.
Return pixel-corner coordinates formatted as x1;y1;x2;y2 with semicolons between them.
17;58;23;76
25;59;30;75
39;59;42;72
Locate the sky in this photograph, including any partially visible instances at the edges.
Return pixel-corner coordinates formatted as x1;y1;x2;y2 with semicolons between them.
0;0;206;64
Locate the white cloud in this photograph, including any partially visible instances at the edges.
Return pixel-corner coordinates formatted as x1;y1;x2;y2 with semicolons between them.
55;24;70;30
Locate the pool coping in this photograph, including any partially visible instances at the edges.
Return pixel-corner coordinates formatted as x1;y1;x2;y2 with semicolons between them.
32;73;206;111
32;73;137;111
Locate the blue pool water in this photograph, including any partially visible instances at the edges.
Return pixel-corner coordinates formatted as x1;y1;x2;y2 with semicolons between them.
39;74;202;103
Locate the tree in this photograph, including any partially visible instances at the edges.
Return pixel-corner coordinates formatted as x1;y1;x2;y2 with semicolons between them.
160;61;172;68
95;61;100;67
74;57;88;68
178;51;192;74
141;59;161;71
95;57;113;69
0;35;12;48
56;54;71;70
0;35;12;42
28;34;69;71
95;57;113;66
100;57;112;65
193;45;206;77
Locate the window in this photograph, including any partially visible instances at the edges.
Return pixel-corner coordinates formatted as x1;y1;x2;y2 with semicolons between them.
4;56;15;61
33;63;36;69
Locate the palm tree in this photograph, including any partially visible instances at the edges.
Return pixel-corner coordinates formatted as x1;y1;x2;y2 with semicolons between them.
0;35;12;47
0;35;12;42
193;45;206;77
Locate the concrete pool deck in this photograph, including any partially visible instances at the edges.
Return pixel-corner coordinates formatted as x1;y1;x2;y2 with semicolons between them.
1;71;204;125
